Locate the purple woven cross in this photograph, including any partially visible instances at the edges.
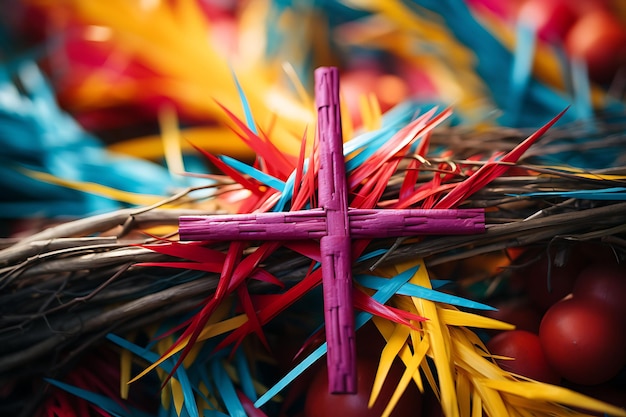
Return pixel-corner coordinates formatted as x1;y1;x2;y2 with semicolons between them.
179;67;485;394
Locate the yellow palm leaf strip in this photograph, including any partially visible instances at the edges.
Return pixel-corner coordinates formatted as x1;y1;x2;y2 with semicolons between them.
182;339;205;369
449;328;513;417
358;92;382;132
129;313;247;383
160;372;172;411
419;344;439;399
381;336;430;417
120;342;133;400
281;62;313;109
450;327;510;417
472;379;509;417
371;316;425;390
196;381;212;412
438;308;515;331
528;164;626;181
501;392;582;416
407;326;426;393
453;326;490;358
368;92;382;130
159;105;186;177
170;377;185;416
450;327;509;381
358;93;373;132
401;282;446;404
140;329;172;410
23;168;166;206
455;369;471;417
410;259;459;417
505;404;523;417
403;319;438;397
108;126;253;160
340;91;354;141
198;378;227;412
155;336;174;411
372;273;430;394
65;0;311;156
471;387;482;417
370;322;411;408
507;396;555;417
480;380;626;417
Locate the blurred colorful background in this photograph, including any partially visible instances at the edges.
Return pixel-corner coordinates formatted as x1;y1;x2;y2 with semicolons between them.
1;1;626;416
2;0;625;222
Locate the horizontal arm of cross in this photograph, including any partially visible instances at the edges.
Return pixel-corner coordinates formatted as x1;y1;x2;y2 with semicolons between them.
178;208;485;241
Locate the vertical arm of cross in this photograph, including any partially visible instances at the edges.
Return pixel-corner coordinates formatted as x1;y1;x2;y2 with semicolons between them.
315;66;356;394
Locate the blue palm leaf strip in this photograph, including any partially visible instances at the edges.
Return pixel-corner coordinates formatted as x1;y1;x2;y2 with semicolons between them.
176;360;200;417
344;104;435;171
211;360;247;417
254;340;327;409
171;405;185;417
185;343;222;410
530;80;571;112
509;21;536;126
431;279;452;289
343;101;415;155
44;378;154;417
0;200;95;218
355;248;388;263
412;0;580;127
570;57;593;122
231;68;258;135
254;265;418;408
198;366;221;412
353;252;450;287
355;274;496;310
107;333;162;365
345;129;398;172
1;63;175;218
511;187;626;200
203;410;230;417
343;101;418;164
272;163;301;212
343;129;381;155
219;155;285;191
234;347;257;402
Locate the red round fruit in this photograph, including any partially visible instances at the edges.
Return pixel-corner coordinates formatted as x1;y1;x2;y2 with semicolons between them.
569;242;620;266
517;248;586;311
304;356;422;417
565;9;626;84
539;297;626;385
484;297;543;334
486;330;561;384
573;263;626;321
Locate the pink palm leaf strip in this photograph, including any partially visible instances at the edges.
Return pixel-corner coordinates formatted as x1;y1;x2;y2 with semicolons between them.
214;100;293;179
190;143;264;197
178;66;486;393
434;107;568;209
348;107;451;191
